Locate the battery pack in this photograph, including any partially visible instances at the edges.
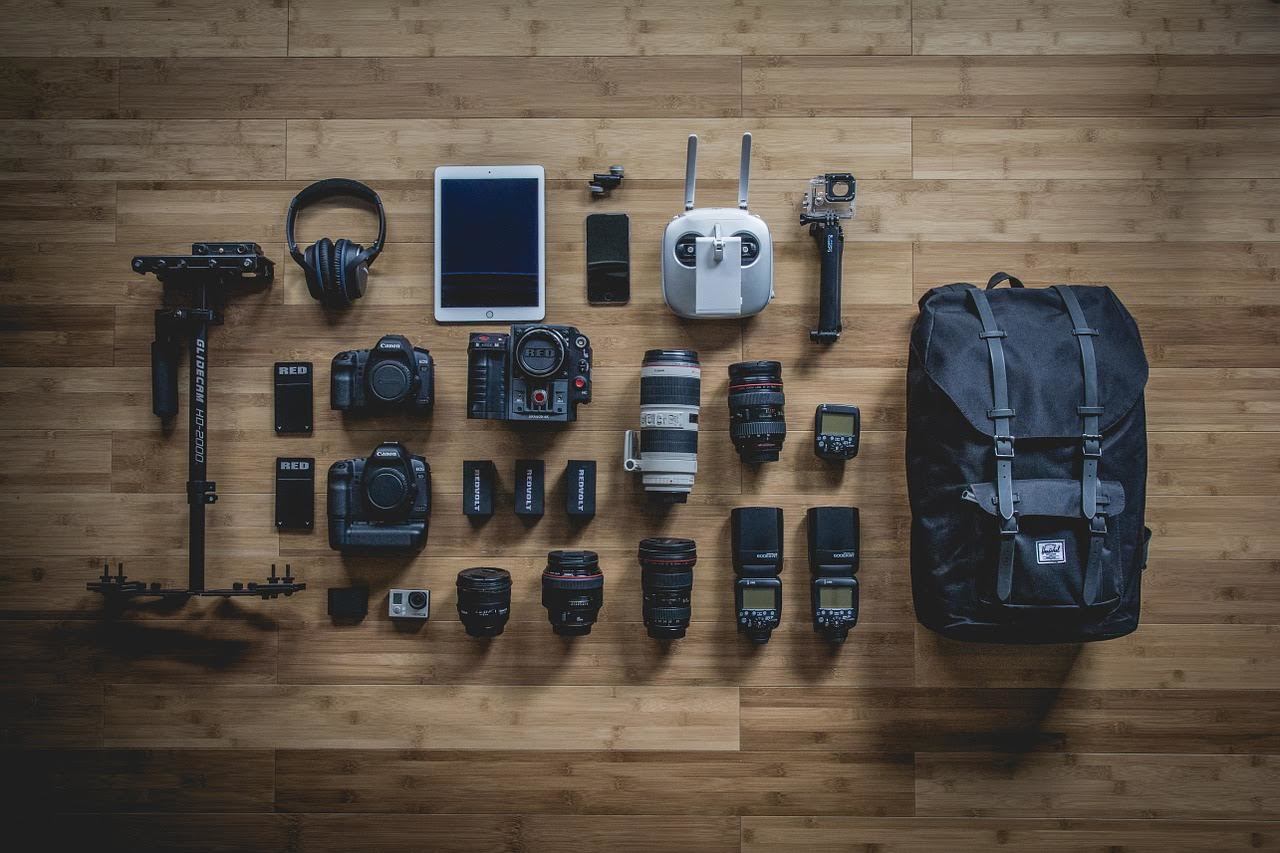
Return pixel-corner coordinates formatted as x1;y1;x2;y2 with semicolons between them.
463;460;496;519
565;459;596;520
514;459;545;518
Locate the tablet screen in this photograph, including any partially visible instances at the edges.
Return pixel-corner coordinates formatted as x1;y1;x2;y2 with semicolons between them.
439;177;540;308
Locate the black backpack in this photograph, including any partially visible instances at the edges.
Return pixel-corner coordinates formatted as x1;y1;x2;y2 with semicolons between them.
907;273;1152;643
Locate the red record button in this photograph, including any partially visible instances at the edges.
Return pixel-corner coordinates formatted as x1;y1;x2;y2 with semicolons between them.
532;389;548;404
573;377;586;389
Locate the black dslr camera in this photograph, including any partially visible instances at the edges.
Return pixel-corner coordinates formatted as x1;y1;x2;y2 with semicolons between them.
328;441;431;553
331;334;434;413
467;324;592;423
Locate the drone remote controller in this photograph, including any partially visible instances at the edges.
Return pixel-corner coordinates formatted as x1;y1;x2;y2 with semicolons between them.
661;133;773;319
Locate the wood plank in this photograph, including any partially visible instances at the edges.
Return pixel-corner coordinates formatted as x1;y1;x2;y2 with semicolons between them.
0;182;115;242
0;493;277;557
0;120;286;180
0;306;114;366
743;55;1280;117
0;686;103;747
286;117;913;180
0;430;111;492
915;752;1280;818
0;59;118;119
287;0;911;57
0;242;288;306
0;0;288;58
1142;558;1280;624
914;117;1280;179
28;814;300;853
1150;432;1280;495
114;178;1280;246
912;0;1280;56
102;684;740;750
742;817;1280;852
1147;369;1280;432
0;748;274;812
915;623;1280;690
740;687;1280;754
119;57;742;119
0;619;278;685
273;748;916;815
912;242;1280;307
276;620;915;688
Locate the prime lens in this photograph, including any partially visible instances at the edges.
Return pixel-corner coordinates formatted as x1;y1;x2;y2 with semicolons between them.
727;360;787;463
456;567;513;637
638;537;697;640
542;550;604;636
623;349;701;503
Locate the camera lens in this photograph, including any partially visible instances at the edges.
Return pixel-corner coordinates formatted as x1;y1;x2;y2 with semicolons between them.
542;550;604;636
727;360;787;463
456;567;513;637
624;349;700;504
515;326;567;378
407;590;428;610
638;537;696;640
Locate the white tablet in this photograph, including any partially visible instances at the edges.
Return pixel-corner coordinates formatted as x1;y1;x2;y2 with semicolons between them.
434;165;545;322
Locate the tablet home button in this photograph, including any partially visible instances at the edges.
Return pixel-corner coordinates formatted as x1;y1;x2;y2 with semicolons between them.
486;310;494;319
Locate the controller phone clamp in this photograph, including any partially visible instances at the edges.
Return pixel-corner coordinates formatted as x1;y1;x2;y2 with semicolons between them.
661;133;774;319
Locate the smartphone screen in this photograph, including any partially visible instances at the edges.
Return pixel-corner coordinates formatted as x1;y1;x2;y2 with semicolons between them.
585;213;630;305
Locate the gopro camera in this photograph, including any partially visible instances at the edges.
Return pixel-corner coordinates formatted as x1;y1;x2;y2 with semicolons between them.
389;588;430;620
800;173;857;344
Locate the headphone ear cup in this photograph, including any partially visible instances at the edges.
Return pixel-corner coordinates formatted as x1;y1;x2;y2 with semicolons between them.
344;242;368;303
332;238;351;307
314;237;337;307
302;242;324;301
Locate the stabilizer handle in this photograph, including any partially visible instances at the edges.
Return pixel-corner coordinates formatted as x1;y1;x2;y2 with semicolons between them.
809;220;844;344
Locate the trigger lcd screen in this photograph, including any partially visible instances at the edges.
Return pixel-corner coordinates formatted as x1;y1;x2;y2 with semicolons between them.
439;178;540;308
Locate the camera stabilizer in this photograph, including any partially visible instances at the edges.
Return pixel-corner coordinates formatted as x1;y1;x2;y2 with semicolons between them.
87;243;305;601
800;174;856;344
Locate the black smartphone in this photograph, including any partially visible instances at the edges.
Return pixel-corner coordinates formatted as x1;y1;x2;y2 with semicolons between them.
585;213;630;305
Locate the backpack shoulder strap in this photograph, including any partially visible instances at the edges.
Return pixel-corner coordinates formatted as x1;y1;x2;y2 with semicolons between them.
968;286;1018;602
1053;284;1110;606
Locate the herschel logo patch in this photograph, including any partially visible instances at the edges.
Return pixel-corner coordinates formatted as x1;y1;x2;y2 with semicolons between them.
1036;540;1066;564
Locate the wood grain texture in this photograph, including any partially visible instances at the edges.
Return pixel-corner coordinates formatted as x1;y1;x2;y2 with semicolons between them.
912;0;1280;56
744;55;1280;116
0;0;289;58
119;57;743;119
2;4;1280;850
288;0;912;57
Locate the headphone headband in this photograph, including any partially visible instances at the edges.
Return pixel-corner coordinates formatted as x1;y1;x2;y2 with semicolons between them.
285;178;387;267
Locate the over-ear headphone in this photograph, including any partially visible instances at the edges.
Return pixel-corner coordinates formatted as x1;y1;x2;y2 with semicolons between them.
286;178;387;308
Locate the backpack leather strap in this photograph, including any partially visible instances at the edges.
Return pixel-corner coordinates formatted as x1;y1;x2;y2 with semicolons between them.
968;287;1018;602
1053;284;1109;606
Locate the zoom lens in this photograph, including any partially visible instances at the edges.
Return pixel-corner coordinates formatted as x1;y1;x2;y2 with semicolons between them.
623;349;700;503
542;550;604;636
638;537;697;640
728;360;787;464
456;567;513;638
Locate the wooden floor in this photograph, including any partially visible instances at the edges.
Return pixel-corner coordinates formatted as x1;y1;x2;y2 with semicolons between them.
1;1;1279;850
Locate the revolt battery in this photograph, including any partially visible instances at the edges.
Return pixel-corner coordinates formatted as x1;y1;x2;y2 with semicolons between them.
463;460;496;519
515;459;545;518
565;459;596;520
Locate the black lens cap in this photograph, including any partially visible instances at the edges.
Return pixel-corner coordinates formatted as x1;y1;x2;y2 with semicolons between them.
366;467;408;510
370;360;412;401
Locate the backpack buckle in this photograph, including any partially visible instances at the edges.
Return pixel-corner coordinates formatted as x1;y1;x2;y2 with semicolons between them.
994;435;1015;458
1081;433;1102;458
1089;513;1108;535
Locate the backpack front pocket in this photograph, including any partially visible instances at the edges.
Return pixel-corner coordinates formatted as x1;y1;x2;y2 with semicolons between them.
964;478;1125;616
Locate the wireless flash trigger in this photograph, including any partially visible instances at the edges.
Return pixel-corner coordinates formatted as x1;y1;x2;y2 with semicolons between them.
286;178;387;308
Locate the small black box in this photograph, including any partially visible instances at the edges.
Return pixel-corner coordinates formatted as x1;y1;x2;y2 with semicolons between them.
275;457;315;530
274;362;313;434
463;460;496;519
565;459;596;520
327;585;369;620
514;459;545;518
